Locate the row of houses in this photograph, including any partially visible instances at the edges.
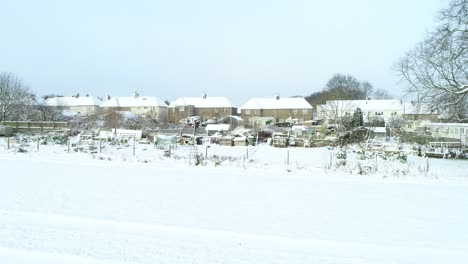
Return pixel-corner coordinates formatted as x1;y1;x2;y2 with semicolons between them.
44;93;314;125
43;93;467;144
316;99;438;123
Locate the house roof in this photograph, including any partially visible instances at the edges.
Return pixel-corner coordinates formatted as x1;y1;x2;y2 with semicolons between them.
402;103;435;115
321;99;403;112
239;97;313;110
100;96;167;108
45;96;102;107
169;97;235;108
318;99;436;115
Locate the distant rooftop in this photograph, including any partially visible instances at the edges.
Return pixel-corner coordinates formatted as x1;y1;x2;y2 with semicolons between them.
239;97;313;110
169;96;235;108
101;96;167;108
45;96;102;107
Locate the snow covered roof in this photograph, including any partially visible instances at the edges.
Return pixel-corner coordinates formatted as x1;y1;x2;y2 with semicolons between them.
402;103;435;115
322;99;402;111
101;96;167;108
239;97;313;110
205;124;231;131
45;96;101;107
425;123;468;128
169;97;235;108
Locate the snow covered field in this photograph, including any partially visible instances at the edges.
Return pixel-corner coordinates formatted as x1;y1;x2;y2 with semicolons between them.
1;142;468;263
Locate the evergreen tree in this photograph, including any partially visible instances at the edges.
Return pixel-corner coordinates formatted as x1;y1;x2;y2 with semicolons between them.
352;107;364;127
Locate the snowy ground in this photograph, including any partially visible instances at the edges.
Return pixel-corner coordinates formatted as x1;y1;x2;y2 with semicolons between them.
1;140;468;263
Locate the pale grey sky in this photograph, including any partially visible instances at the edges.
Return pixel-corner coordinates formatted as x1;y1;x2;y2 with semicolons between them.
0;0;447;105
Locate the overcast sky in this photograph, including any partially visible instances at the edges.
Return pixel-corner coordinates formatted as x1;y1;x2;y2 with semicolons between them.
0;0;447;106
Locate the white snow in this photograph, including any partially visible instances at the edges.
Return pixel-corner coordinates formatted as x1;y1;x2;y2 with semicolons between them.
239;97;313;110
169;97;236;108
1;141;467;263
44;96;102;107
100;96;167;108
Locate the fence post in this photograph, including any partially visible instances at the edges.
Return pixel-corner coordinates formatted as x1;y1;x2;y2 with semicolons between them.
99;140;102;153
287;150;289;165
133;138;136;156
246;147;249;160
425;157;430;177
68;139;70;153
375;154;378;172
7;137;9;150
37;140;40;151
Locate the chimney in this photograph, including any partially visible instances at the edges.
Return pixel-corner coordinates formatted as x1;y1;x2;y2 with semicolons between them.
107;95;111;100
202;92;207;99
75;93;80;98
134;91;139;98
275;93;280;100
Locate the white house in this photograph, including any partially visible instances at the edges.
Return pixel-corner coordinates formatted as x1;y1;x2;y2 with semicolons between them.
423;123;468;146
100;94;168;122
317;99;405;123
44;95;101;116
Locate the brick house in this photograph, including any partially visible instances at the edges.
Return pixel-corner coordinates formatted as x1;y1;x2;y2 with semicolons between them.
168;94;237;123
239;95;313;126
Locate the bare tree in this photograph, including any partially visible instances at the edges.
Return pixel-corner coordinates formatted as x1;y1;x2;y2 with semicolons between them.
35;103;65;122
317;100;356;133
0;72;36;122
324;73;371;100
373;88;393;99
396;0;467;121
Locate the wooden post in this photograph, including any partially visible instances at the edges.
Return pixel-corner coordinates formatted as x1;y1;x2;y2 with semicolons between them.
133;138;136;156
37;140;40;151
375;154;378;172
246;148;249;160
99;140;102;153
426;157;430;177
7;137;10;150
287;150;289;165
68;140;70;153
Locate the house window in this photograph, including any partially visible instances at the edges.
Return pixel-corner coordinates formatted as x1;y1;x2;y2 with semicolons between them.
255;110;259;115
302;109;308;115
144;107;148;109
454;128;458;134
245;110;251;115
179;106;185;112
461;128;465;135
391;112;397;115
345;112;351;116
293;109;298;115
223;108;227;113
